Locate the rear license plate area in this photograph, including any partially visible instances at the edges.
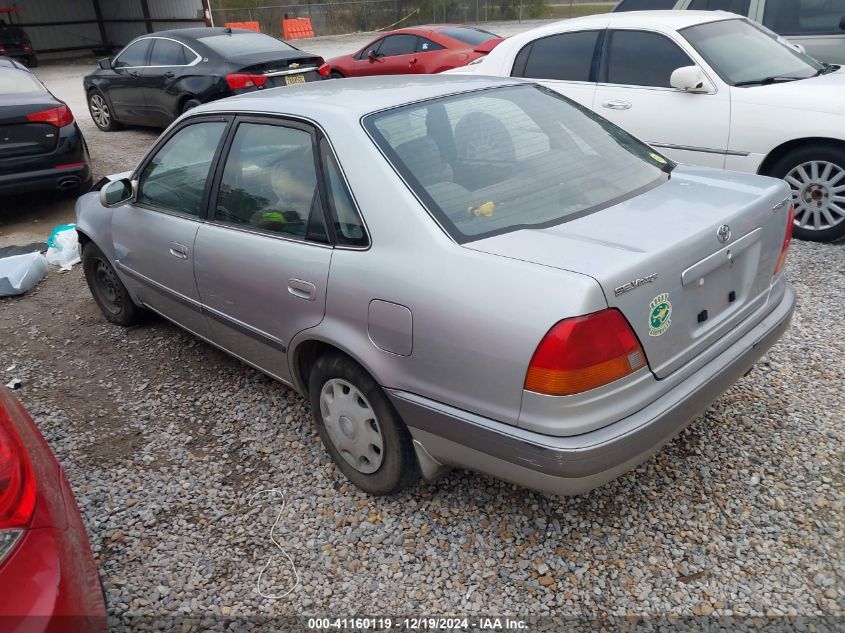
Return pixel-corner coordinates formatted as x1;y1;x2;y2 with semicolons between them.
285;73;305;85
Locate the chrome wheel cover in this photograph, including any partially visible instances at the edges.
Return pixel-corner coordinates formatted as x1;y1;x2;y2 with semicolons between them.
319;379;384;474
785;160;845;231
89;93;111;128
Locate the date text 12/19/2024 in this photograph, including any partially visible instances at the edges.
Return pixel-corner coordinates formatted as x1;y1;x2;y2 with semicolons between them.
307;618;528;630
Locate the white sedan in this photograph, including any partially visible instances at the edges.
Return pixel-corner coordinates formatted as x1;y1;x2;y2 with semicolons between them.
453;10;845;242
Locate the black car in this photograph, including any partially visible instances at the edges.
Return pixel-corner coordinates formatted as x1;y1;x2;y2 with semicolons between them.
83;27;328;131
0;57;90;197
0;19;36;67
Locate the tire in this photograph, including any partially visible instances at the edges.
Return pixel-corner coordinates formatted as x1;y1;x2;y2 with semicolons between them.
82;242;144;326
87;89;121;132
767;144;845;242
181;98;202;115
308;353;419;495
329;70;344;79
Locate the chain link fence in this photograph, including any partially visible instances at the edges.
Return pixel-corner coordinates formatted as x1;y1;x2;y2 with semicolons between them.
211;0;613;37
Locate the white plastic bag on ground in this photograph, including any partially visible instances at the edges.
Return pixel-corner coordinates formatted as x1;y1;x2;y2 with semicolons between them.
45;226;81;270
0;252;48;297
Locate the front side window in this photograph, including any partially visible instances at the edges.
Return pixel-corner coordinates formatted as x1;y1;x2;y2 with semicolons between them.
137;121;226;216
114;39;152;68
513;30;600;82
763;0;845;36
605;30;694;87
682;18;823;85
365;85;672;243
688;0;751;11
149;38;190;66
356;39;383;60
215;122;324;240
377;34;418;57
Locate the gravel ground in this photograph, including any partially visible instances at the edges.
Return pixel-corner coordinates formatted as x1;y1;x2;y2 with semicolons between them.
1;239;843;628
0;22;844;630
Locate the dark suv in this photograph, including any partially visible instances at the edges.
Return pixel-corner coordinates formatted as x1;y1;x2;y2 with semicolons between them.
0;19;36;67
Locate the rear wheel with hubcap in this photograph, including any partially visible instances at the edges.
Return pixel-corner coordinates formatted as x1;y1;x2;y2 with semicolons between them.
769;145;845;242
308;353;419;495
88;89;121;131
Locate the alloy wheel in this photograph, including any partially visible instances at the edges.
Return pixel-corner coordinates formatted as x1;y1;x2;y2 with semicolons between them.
784;160;845;232
319;379;384;474
89;93;111;129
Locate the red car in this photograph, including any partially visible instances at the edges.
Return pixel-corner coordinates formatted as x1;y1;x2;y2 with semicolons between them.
0;385;107;632
324;25;503;77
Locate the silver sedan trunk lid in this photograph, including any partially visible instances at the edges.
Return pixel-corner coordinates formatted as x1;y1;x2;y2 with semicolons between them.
466;167;791;379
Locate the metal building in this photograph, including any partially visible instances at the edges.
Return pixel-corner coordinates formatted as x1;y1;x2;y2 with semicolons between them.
3;0;212;60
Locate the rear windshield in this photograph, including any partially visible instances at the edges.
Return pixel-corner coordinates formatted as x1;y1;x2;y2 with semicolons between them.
364;85;672;243
439;27;498;45
0;24;28;43
0;68;45;96
198;32;295;57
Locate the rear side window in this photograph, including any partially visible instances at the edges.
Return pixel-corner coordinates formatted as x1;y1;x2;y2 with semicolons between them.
439;27;499;45
149;38;190;66
137;122;226;216
613;0;676;10
513;31;600;82
115;39;152;68
763;0;845;36
365;85;672;243
688;0;751;11
417;37;445;52
215;122;326;241
0;68;45;95
320;139;368;247
198;33;295;56
605;30;694;87
377;34;418;56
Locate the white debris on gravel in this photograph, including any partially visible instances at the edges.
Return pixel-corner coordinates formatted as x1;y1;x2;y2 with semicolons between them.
0;239;842;627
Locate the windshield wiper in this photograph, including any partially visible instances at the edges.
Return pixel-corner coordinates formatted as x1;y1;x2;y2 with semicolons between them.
815;63;841;76
734;76;806;87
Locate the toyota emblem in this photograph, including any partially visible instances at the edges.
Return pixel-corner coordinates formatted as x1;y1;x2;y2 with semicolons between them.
716;224;731;243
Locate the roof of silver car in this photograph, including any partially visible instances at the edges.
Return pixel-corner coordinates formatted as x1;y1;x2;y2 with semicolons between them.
189;75;527;120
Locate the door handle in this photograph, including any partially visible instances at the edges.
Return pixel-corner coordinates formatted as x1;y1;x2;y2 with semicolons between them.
287;278;316;301
129;71;140;78
168;242;188;259
164;71;175;78
409;58;417;66
601;100;632;110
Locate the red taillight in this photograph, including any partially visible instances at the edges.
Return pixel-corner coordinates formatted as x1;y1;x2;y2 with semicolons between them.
317;63;331;78
226;73;268;90
525;309;647;396
774;203;794;275
26;104;74;127
0;396;36;530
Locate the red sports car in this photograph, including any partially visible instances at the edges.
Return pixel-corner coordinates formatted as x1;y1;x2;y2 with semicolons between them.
324;25;503;77
0;385;107;632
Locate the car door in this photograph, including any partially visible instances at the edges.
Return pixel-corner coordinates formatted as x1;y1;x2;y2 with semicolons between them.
141;37;199;125
510;30;602;109
415;36;446;73
593;29;731;168
111;117;229;337
370;34;421;75
108;39;153;122
193;117;335;382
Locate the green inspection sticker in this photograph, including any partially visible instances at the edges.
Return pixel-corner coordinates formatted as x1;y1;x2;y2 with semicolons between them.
650;152;668;164
648;293;672;337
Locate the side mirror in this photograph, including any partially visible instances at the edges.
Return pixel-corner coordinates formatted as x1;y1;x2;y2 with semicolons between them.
100;178;134;208
367;50;377;62
98;58;112;70
670;65;712;93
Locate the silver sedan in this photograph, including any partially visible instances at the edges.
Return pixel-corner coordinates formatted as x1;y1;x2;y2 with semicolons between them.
76;75;796;496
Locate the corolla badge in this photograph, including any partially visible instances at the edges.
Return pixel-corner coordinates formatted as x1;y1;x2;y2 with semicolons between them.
648;293;672;337
716;224;732;243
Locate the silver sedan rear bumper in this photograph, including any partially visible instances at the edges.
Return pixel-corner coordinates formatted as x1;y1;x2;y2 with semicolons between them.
388;283;795;496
